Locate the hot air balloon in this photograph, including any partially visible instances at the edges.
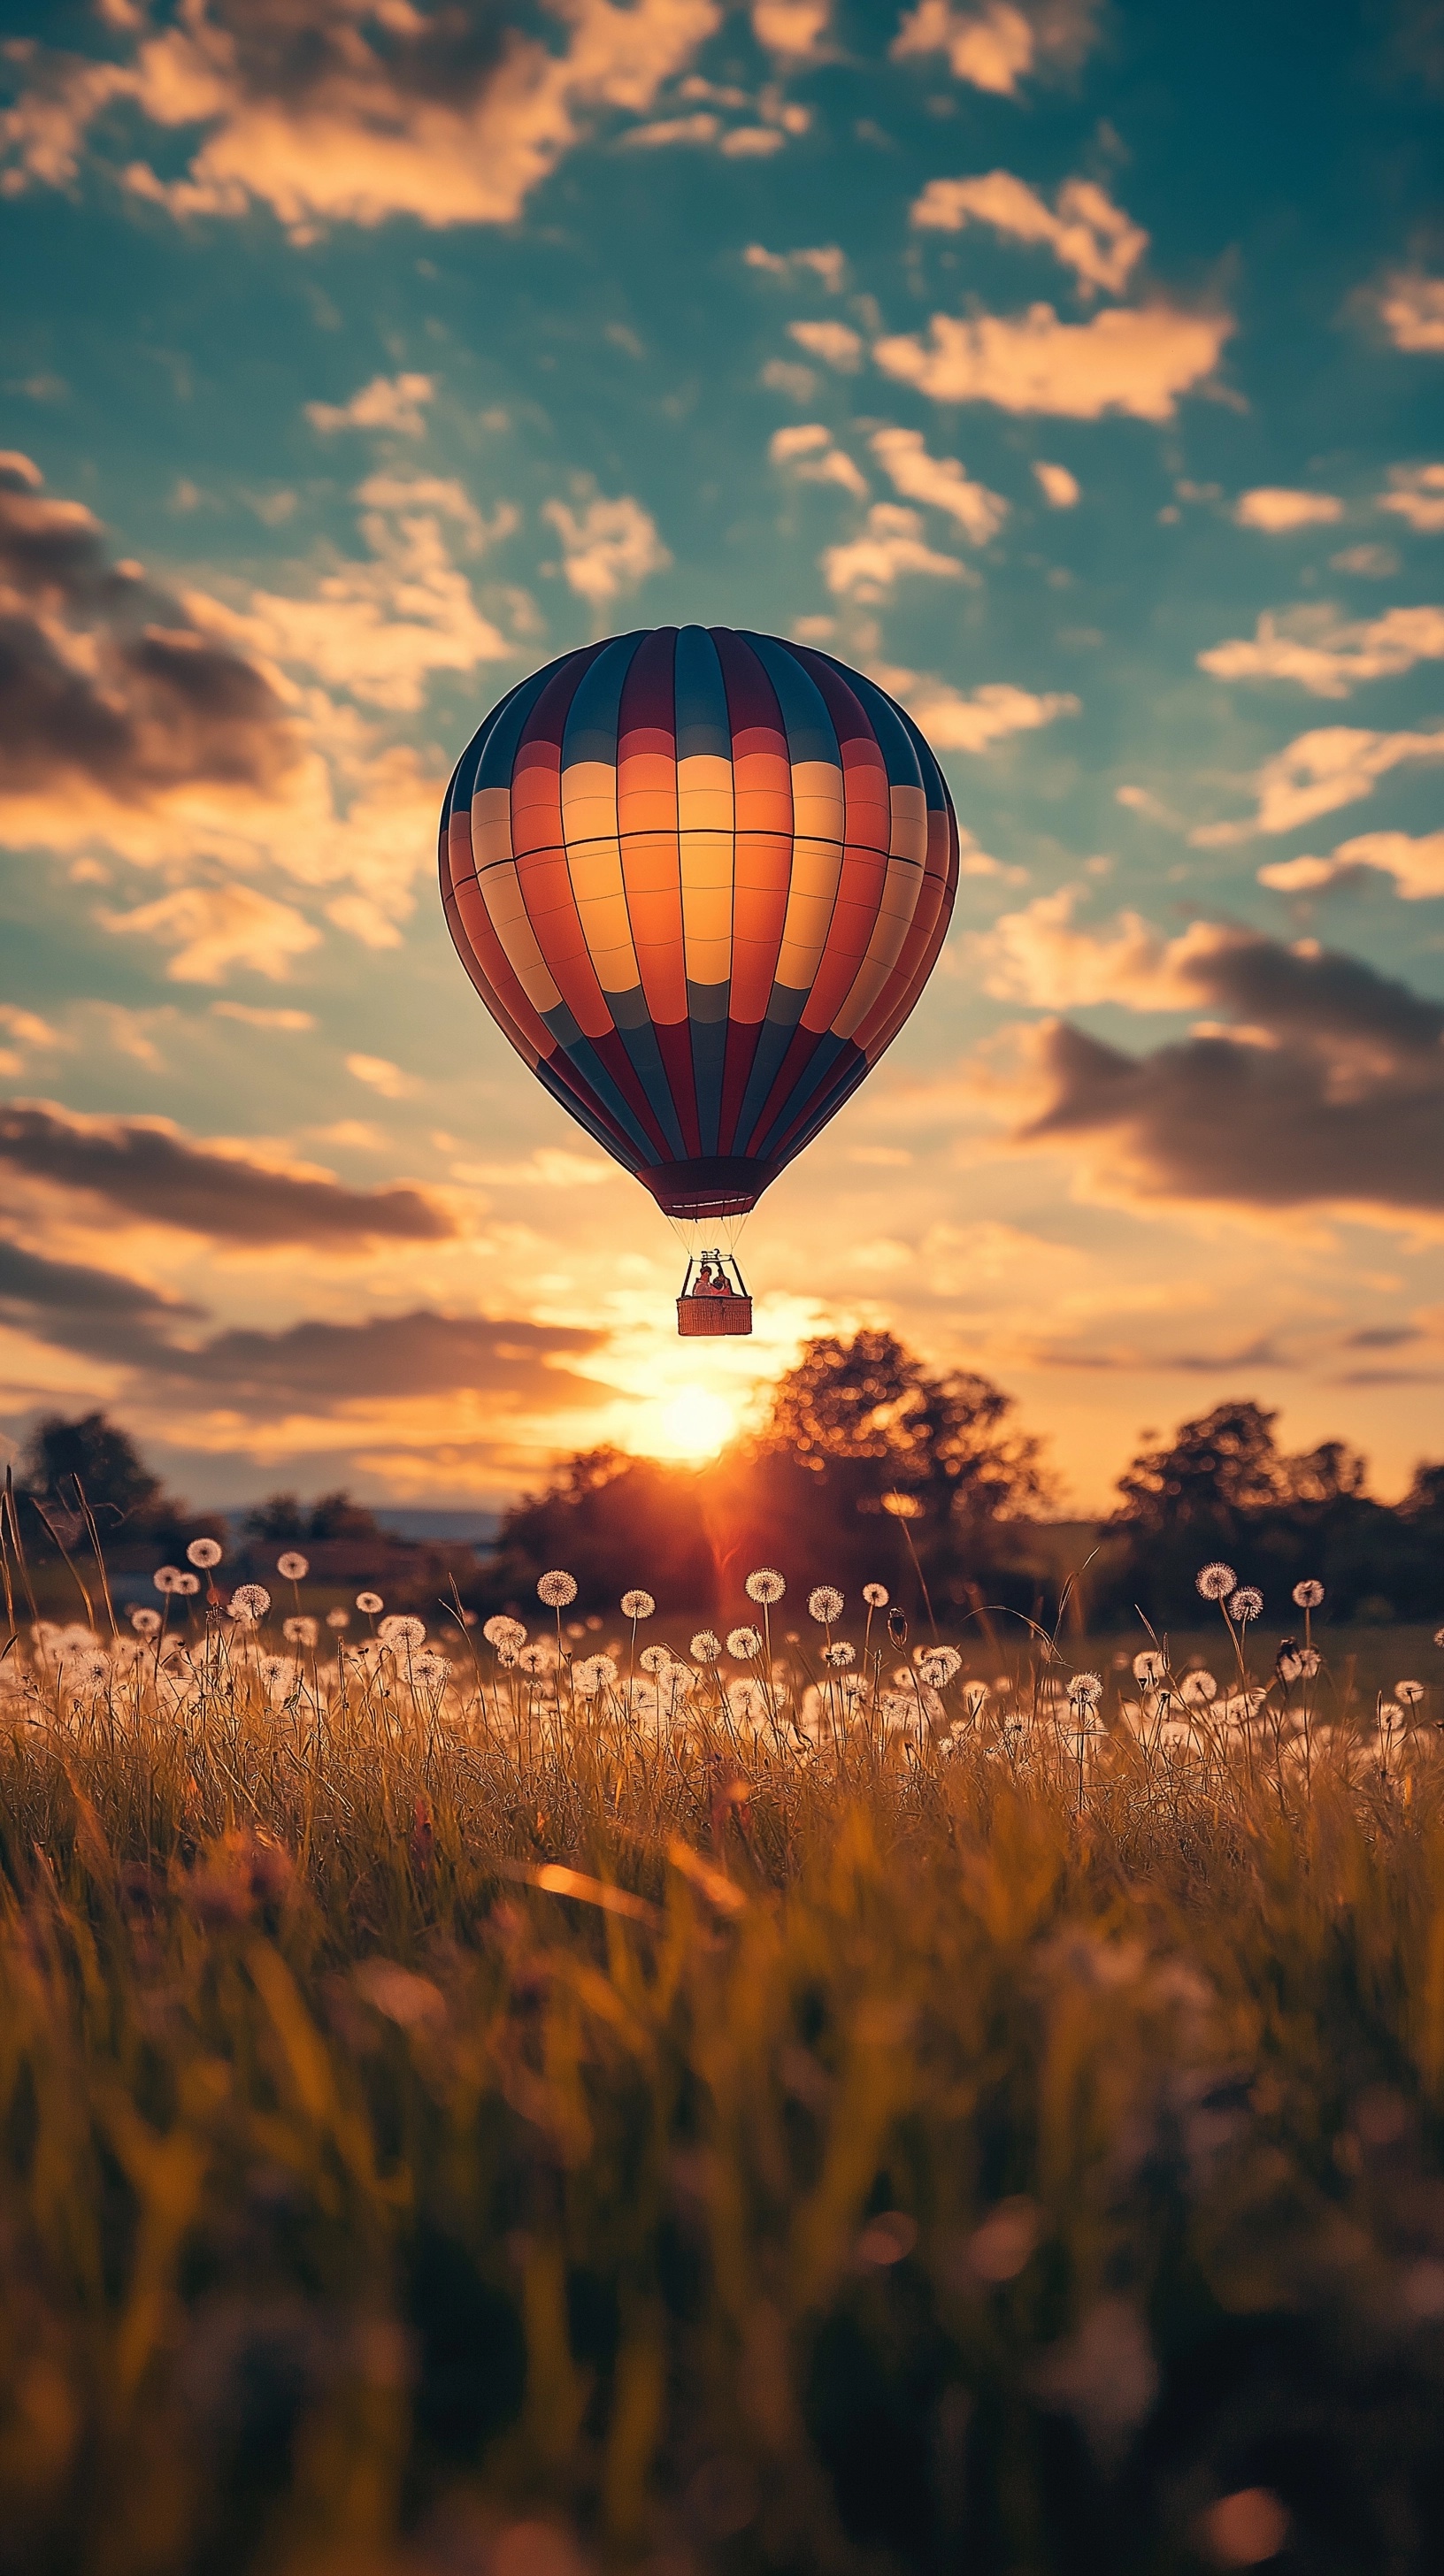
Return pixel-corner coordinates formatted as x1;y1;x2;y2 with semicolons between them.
439;627;960;1335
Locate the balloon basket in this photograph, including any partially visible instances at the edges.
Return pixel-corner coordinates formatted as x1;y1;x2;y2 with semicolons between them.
676;1250;753;1338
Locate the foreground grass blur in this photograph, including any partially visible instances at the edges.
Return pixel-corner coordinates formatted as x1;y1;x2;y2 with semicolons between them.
3;1561;1444;2574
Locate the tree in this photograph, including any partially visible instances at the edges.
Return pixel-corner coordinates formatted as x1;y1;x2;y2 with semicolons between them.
242;1490;383;1544
14;1409;214;1562
1112;1401;1286;1536
487;1448;712;1615
754;1330;1046;1527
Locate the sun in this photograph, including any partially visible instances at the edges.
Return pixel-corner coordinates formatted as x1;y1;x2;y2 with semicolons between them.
648;1384;737;1460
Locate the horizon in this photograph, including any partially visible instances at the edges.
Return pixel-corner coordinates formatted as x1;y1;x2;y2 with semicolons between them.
3;0;1442;1515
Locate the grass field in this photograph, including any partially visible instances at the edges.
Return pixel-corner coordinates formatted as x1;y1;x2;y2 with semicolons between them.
3;1555;1444;2575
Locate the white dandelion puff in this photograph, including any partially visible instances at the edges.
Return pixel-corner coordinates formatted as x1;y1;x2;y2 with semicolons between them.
573;1653;618;1696
276;1551;310;1582
187;1537;223;1569
1183;1668;1219;1708
690;1630;722;1662
1133;1652;1165;1684
173;1571;199;1597
745;1568;786;1605
808;1585;845;1624
862;1582;889;1607
823;1640;856;1669
153;1566;183;1595
1396;1679;1426;1706
227;1583;272;1625
1196;1562;1237;1601
379;1614;426;1651
1228;1588;1264;1624
639;1644;674;1675
537;1569;578;1608
1068;1671;1103;1707
483;1614;526;1650
129;1606;161;1637
326;1607;350;1630
283;1614;319;1648
727;1626;762;1660
621;1589;656;1620
918;1646;963;1687
356;1591;384;1615
1293;1579;1325;1609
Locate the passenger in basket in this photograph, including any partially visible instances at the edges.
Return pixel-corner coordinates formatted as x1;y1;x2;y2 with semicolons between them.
695;1261;718;1294
713;1268;734;1296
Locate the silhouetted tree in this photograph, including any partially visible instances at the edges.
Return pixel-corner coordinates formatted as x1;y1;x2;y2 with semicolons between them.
487;1448;712;1616
243;1489;384;1545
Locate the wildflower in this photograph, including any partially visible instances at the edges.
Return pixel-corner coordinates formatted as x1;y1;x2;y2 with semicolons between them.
1396;1679;1426;1706
726;1626;761;1660
1196;1562;1236;1601
1069;1671;1104;1707
1228;1587;1264;1624
187;1537;223;1569
863;1582;889;1607
257;1654;292;1690
823;1640;856;1668
412;1650;450;1689
639;1644;672;1675
808;1584;845;1624
1293;1578;1325;1610
283;1614;319;1648
326;1607;350;1630
745;1568;786;1605
276;1551;310;1582
173;1571;200;1597
621;1589;656;1620
154;1565;183;1594
483;1614;525;1650
690;1630;722;1662
356;1591;384;1615
726;1676;769;1725
517;1639;559;1676
918;1645;963;1687
496;1644;519;1669
573;1653;618;1696
74;1652;111;1689
1133;1651;1165;1685
379;1614;426;1651
228;1583;272;1625
129;1606;161;1637
537;1569;578;1608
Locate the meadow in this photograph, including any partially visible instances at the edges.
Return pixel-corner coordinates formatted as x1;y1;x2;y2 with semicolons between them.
3;1529;1444;2576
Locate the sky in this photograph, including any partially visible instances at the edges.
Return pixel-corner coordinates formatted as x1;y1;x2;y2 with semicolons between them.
1;0;1442;1518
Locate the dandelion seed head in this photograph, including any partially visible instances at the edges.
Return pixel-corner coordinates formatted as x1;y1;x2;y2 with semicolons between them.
862;1582;889;1607
726;1626;761;1660
808;1584;845;1624
258;1654;291;1689
690;1630;722;1662
517;1639;559;1676
918;1645;963;1687
621;1589;656;1620
173;1571;200;1597
745;1568;786;1605
1069;1671;1103;1707
537;1569;578;1608
1229;1587;1264;1624
823;1640;856;1668
573;1653;618;1696
326;1607;350;1630
1183;1675;1218;1719
412;1649;450;1688
153;1565;182;1595
283;1614;319;1648
639;1644;672;1675
1196;1561;1237;1601
483;1614;525;1649
276;1551;310;1582
1133;1652;1165;1684
1396;1679;1426;1706
356;1591;384;1615
129;1606;160;1636
228;1583;272;1624
379;1614;426;1651
187;1537;222;1569
1293;1579;1325;1609
726;1675;768;1724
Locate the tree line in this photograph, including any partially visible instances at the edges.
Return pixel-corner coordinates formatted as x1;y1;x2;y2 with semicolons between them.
9;1342;1443;1629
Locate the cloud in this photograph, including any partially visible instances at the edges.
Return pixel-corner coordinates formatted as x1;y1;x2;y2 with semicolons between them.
751;0;833;57
150;1308;607;1412
910;172;1147;298
1375;273;1444;354
303;373;434;437
890;0;1100;95
1033;459;1079;507
347;1053;421;1100
1197;602;1444;697
0;1238;203;1368
874;301;1233;420
1232;487;1344;532
760;357;818;401
1330;545;1399;578
787;318;864;371
622;111;720;146
745;242;846;291
719;125;786;157
99;884;322;984
1191;723;1444;841
873;665;1079;750
1259;830;1444;902
542;493;671;604
769;424;869;497
1379;464;1444;532
868;426;1008;541
0;0;722;235
981;894;1444;1223
820;505;966;599
0;1100;453;1246
211;1002;315;1031
0;1002;64;1080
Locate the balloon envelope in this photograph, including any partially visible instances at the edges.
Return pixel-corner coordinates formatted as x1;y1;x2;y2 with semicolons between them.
440;626;959;1219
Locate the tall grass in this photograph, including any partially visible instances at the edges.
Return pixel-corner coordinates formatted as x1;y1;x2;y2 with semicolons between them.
2;1546;1444;2573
